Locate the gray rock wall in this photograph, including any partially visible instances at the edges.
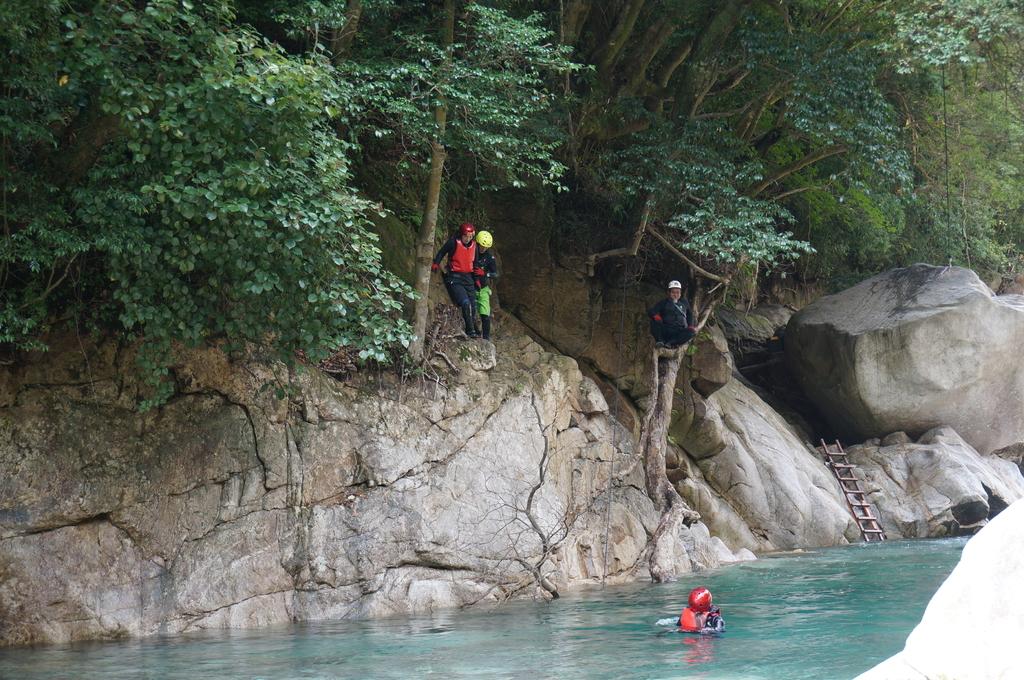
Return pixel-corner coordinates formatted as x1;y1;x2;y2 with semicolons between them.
0;333;739;647
672;379;860;551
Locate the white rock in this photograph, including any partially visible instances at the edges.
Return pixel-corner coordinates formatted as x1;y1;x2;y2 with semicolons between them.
855;498;1024;680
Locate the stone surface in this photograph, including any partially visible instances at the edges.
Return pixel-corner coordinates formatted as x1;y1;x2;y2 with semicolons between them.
992;442;1024;478
845;427;1024;537
716;305;790;367
0;331;741;647
786;264;1024;454
688;325;733;398
855;498;1024;680
672;379;858;551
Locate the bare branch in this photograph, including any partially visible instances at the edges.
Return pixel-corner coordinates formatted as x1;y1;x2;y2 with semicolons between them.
586;196;652;275
646;226;730;283
771;184;820;201
746;144;848;196
432;350;458;372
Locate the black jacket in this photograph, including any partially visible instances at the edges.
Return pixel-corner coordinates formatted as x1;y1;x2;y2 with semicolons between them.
648;297;692;328
475;251;498;288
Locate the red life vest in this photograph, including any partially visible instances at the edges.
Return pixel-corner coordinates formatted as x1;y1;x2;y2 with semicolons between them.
679;607;702;632
449;238;477;273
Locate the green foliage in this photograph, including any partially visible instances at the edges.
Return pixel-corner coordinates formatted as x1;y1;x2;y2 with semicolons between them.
0;1;88;348
6;0;1024;393
601;119;812;268
573;1;1024;292
882;0;1024;71
1;0;411;403
336;3;575;191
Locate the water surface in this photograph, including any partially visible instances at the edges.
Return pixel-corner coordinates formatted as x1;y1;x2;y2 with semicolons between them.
0;538;965;680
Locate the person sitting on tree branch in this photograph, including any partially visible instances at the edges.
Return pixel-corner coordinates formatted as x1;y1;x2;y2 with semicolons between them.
648;280;696;349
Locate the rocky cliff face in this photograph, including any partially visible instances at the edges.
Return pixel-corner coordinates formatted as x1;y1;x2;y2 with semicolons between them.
489;226;1024;546
0;329;747;647
5;251;1024;648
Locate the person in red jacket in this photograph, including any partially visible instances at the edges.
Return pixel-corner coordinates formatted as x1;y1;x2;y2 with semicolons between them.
432;222;484;338
679;586;725;634
648;279;696;348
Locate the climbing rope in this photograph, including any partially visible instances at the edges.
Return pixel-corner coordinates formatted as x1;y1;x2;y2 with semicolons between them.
601;259;637;585
941;64;969;267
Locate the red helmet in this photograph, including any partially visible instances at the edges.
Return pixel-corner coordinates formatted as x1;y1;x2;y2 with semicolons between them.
459;222;476;237
688;586;712;613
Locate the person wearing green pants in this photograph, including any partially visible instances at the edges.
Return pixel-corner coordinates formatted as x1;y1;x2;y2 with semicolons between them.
473;230;499;340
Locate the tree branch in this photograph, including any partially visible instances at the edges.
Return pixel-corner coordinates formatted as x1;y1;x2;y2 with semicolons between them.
585;196;652;274
746;144;848;196
647;226;730;283
820;0;857;34
590;115;652;141
619;19;677;98
595;0;647;81
328;0;363;64
561;0;591;47
771;184;820;201
653;38;693;91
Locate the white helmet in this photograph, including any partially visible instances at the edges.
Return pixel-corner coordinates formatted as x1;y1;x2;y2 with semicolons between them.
667;280;683;290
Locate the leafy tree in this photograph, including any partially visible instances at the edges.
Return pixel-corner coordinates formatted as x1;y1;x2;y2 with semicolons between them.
330;1;575;361
569;0;1024;302
563;0;1024;580
1;0;410;403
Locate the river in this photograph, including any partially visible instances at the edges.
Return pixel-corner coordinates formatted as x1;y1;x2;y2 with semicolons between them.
0;537;965;679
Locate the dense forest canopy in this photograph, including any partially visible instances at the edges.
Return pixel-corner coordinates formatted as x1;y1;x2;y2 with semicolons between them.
2;0;1024;397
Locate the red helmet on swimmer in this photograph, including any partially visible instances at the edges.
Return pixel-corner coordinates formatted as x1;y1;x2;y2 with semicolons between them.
688;586;712;613
459;222;476;237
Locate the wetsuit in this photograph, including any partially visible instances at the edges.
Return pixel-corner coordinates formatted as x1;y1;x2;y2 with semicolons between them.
433;235;479;336
648;297;695;347
679;606;725;633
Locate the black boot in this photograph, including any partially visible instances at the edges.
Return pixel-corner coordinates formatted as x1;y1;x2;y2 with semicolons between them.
461;302;479;338
481;315;491;340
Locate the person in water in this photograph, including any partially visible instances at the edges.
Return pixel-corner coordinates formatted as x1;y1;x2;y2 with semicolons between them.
679;586;725;634
648;280;696;348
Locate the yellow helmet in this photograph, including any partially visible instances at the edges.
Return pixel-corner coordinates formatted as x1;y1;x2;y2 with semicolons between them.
476;230;493;248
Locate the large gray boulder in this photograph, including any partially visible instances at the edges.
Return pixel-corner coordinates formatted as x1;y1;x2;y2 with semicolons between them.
786;264;1024;454
847;428;1024;537
855;497;1024;680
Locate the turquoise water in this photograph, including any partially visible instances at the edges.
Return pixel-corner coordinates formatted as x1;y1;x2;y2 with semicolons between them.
0;538;965;680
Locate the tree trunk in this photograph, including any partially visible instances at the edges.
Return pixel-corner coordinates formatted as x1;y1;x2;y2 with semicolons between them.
674;0;749;118
328;0;363;64
407;0;456;363
640;346;700;582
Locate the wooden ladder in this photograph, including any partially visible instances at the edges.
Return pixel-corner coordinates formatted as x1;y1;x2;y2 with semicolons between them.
818;439;887;542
